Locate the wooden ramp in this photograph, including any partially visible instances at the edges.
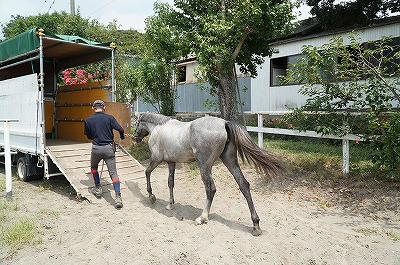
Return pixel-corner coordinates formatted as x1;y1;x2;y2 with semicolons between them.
45;139;146;203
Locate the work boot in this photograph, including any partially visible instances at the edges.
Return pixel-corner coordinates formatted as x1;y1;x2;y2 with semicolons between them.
115;192;123;209
92;184;103;198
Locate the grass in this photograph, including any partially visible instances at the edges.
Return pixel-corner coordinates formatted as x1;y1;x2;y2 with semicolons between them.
262;136;396;181
129;134;397;182
0;217;42;252
0;171;43;254
385;230;400;241
354;227;400;241
0;196;42;254
129;140;152;161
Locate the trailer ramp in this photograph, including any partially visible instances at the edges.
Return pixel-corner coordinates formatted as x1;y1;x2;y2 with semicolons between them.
45;139;146;203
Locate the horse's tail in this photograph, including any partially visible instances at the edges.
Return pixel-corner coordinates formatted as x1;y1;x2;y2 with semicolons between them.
225;121;284;178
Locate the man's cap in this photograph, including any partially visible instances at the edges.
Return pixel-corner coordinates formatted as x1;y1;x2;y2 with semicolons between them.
93;100;105;108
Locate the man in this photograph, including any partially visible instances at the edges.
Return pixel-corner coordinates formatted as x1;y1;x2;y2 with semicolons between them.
84;99;125;209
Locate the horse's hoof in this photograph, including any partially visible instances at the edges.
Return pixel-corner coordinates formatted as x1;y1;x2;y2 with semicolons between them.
166;203;174;210
149;194;156;204
194;216;208;225
194;217;202;225
251;228;262;237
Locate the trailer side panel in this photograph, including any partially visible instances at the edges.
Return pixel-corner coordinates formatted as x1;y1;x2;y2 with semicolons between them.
0;74;44;155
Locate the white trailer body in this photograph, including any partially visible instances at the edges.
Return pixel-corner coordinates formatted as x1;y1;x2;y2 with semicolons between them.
0;74;45;156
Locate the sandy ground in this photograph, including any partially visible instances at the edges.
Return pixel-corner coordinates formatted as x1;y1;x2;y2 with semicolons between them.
1;160;399;265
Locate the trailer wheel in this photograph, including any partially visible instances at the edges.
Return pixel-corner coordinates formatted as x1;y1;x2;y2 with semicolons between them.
17;157;30;182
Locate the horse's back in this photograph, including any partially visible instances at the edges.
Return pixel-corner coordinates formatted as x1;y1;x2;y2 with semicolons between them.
189;117;228;157
149;115;228;163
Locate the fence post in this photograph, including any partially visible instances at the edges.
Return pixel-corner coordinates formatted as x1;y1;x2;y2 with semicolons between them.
4;121;12;198
1;119;18;198
257;113;263;148
342;139;350;174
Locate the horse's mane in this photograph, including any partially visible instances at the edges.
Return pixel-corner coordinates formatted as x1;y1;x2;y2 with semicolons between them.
140;113;172;125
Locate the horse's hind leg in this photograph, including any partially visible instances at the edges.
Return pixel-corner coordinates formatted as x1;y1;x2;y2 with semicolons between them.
195;163;216;225
220;143;262;236
145;159;161;204
166;162;176;210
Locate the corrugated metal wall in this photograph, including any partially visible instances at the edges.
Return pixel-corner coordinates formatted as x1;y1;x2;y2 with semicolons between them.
135;77;251;113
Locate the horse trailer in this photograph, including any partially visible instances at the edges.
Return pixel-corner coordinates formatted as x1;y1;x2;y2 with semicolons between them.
0;28;142;199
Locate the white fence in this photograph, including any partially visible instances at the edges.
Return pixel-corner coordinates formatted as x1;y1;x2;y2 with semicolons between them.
246;113;363;174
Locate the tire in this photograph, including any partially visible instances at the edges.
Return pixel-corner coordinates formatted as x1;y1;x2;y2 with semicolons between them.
17;157;31;182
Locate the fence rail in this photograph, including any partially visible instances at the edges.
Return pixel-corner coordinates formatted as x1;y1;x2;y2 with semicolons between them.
246;113;363;174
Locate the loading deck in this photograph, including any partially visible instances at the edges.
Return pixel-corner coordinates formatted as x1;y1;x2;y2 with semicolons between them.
45;139;146;203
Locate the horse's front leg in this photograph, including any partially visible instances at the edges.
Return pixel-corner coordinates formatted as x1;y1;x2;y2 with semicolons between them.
145;159;161;204
166;162;176;210
195;165;216;225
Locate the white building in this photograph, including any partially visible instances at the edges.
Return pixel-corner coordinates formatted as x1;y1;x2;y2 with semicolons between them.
251;15;400;112
135;15;400;114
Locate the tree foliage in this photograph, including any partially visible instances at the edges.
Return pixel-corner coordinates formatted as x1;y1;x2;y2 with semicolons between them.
1;10;118;41
123;5;184;116
145;0;296;121
283;33;400;173
306;0;400;30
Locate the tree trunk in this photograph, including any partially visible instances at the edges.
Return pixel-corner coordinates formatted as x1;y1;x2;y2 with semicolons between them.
216;63;238;122
160;83;175;116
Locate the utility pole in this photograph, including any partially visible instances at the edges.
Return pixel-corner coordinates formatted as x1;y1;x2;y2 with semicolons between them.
70;0;75;15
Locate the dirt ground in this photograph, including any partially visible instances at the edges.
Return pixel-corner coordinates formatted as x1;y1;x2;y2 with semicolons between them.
1;159;399;265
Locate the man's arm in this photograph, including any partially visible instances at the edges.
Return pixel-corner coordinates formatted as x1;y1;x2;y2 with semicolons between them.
84;121;93;139
111;116;125;139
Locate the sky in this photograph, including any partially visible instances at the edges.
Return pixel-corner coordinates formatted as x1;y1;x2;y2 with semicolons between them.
0;0;311;39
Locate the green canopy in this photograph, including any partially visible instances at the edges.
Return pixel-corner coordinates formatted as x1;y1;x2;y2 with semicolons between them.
0;28;111;62
0;28;115;80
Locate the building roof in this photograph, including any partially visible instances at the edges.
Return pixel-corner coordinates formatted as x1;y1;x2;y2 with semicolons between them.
270;15;400;45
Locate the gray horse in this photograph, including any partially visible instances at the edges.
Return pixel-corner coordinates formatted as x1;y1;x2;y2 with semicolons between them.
133;113;283;236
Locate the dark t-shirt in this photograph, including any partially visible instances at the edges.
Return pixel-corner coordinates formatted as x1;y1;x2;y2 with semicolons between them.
84;112;124;146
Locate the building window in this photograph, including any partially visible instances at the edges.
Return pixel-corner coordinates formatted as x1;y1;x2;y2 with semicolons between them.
365;36;400;76
270;54;305;86
270;37;400;87
176;65;187;83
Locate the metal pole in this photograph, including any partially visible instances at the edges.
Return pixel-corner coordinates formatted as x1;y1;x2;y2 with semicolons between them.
111;48;115;102
70;0;75;15
4;121;12;198
39;31;46;155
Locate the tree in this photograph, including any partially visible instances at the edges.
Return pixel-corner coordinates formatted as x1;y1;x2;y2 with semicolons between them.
283;33;400;173
306;0;400;30
126;11;182;116
145;0;296;121
112;29;145;104
1;10;117;41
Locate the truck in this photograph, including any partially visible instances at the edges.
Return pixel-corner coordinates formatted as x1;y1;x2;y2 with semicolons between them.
0;28;144;200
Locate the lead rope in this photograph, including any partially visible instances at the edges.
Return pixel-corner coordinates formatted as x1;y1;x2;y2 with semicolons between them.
99;138;122;179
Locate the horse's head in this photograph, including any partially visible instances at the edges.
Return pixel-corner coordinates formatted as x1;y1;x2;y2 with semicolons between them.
133;114;149;143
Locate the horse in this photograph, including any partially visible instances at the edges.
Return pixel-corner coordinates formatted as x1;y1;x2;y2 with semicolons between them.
133;113;284;236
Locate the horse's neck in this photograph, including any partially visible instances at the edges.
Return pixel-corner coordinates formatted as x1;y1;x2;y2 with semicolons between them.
144;121;159;133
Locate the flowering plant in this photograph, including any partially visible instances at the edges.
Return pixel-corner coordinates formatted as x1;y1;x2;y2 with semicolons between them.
60;68;111;85
246;115;294;129
265;117;294;129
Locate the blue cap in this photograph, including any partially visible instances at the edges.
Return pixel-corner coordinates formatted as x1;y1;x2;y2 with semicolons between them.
93;100;105;108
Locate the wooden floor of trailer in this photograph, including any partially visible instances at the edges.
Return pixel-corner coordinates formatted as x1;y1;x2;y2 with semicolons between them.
45;139;147;203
